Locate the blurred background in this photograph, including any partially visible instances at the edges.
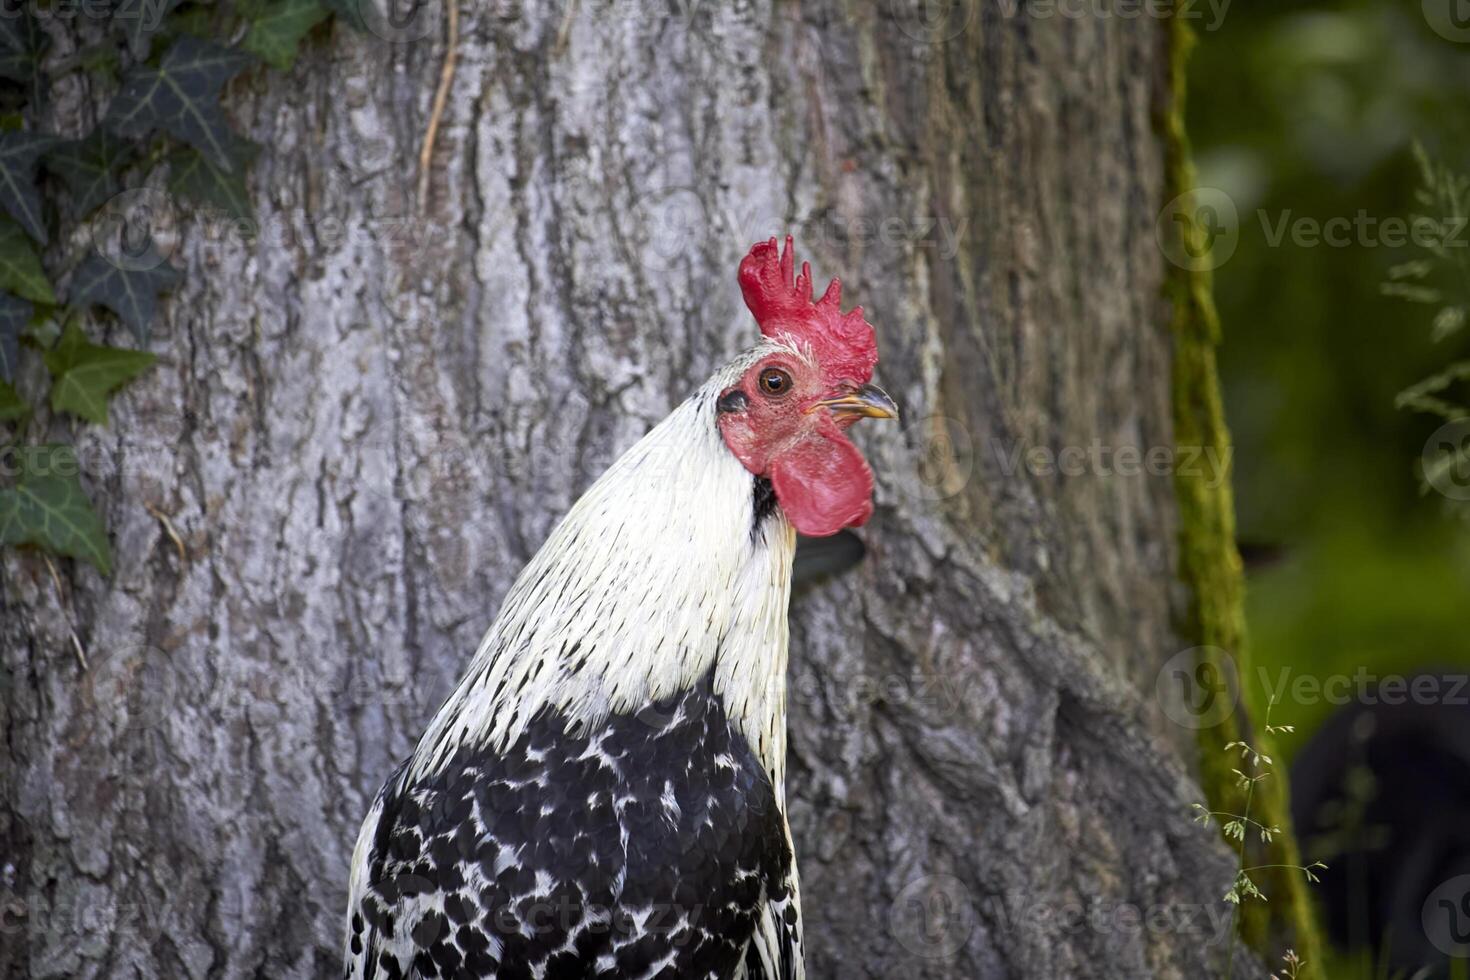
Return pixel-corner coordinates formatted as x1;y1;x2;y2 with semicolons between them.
1190;1;1470;976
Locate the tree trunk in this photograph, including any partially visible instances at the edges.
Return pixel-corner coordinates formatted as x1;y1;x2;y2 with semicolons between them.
1;4;1280;978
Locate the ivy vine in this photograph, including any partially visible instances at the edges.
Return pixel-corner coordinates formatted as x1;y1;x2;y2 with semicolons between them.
0;0;373;576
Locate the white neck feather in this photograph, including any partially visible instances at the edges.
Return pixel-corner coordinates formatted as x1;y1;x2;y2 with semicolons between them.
409;343;800;791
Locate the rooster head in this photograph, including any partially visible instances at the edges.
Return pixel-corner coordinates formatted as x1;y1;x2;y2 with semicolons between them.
717;236;897;537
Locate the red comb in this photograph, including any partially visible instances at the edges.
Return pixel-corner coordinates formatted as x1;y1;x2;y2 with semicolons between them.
738;236;877;386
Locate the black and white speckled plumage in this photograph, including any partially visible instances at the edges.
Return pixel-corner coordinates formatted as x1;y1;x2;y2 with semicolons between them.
345;343;809;980
347;675;797;980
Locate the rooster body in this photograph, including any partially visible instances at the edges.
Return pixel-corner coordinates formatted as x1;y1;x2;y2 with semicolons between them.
345;240;892;980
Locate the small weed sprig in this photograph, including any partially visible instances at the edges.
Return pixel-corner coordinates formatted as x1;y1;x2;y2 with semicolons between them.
1193;695;1327;979
1271;948;1304;980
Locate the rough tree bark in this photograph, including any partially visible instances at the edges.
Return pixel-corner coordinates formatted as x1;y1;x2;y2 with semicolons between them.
1;3;1285;978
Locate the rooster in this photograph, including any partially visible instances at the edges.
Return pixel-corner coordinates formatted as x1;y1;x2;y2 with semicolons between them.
344;237;896;980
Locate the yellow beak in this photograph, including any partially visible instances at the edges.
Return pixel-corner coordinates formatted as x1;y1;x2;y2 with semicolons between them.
809;383;900;421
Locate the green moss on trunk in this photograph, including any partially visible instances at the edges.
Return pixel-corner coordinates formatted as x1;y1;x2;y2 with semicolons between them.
1163;17;1327;979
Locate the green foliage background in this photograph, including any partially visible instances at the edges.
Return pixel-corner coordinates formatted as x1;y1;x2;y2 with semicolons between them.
1190;1;1470;754
1190;1;1470;973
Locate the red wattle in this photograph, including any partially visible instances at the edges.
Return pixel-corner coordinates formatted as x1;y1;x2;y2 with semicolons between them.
769;420;874;537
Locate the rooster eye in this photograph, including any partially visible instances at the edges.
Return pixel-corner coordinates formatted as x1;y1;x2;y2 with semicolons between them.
758;368;792;397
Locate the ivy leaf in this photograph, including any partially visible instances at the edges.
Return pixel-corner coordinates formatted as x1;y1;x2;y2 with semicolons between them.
0;379;26;422
0;131;58;243
105;36;254;172
169;139;256;219
43;320;157;425
321;0;369;33
0;220;50;304
112;0;184;60
69;250;180;345
45;130;132;219
0;8;48;83
0;444;112;573
0;291;33;382
243;0;330;72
